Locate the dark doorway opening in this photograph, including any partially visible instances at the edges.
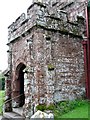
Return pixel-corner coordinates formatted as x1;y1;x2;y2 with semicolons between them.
18;64;25;107
16;63;26;107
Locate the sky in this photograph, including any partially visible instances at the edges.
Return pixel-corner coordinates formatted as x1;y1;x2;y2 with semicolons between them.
0;0;33;71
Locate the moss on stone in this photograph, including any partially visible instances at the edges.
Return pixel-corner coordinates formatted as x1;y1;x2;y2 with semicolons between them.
48;64;54;71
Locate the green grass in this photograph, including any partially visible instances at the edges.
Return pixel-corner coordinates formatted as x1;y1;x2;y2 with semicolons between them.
54;100;89;119
0;90;5;115
36;99;89;119
60;102;88;118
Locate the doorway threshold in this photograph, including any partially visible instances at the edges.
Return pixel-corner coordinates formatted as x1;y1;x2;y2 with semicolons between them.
13;107;23;116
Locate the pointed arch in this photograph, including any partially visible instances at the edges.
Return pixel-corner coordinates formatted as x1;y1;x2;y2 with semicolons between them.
13;62;26;107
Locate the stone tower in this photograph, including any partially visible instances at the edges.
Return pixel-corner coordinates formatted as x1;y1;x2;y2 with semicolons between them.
5;0;87;118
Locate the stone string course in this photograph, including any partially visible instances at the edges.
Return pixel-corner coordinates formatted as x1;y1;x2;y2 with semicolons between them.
5;0;86;118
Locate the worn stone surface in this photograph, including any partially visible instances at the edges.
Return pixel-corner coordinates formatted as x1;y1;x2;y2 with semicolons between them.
30;110;54;119
5;0;86;118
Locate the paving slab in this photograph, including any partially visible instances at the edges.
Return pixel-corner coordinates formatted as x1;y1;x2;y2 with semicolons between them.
0;116;3;120
3;112;25;120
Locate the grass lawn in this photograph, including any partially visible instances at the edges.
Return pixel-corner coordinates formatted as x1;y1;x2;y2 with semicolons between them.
60;102;88;118
54;100;89;119
0;90;5;115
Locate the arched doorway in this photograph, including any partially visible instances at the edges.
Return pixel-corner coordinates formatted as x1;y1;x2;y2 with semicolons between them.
15;63;26;107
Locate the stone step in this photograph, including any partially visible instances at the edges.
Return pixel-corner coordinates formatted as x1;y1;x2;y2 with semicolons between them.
13;107;23;116
3;112;25;120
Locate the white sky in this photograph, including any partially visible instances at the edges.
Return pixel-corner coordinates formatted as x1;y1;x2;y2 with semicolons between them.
0;0;33;71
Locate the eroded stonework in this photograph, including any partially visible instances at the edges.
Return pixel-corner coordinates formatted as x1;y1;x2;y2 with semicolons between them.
5;0;87;118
